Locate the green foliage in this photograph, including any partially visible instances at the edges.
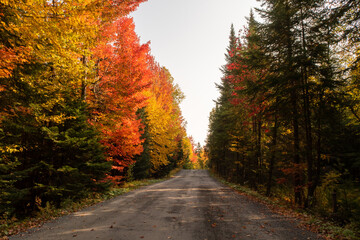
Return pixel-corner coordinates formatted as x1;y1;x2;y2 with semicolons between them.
207;0;360;232
216;172;359;240
0;3;192;240
1;0;190;225
132;108;152;180
182;157;194;170
0;97;111;216
0;177;165;237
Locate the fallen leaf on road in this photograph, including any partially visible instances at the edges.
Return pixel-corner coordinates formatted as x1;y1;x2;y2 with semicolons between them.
211;223;217;228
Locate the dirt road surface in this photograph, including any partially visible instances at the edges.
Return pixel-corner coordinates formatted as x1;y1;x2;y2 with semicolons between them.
11;170;321;240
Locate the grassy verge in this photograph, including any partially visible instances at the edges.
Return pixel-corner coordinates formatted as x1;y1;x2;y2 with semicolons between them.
0;173;177;239
210;172;359;240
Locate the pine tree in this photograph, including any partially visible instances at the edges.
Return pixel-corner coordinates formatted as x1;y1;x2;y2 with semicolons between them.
132;108;152;180
208;24;240;178
0;85;111;215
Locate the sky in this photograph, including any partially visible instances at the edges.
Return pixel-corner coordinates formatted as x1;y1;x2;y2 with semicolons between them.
131;0;261;145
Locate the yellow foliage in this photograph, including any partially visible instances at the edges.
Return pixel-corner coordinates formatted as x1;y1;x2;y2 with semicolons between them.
145;67;183;171
322;170;342;189
35;113;75;125
146;95;178;170
0;145;23;154
1;0;101;94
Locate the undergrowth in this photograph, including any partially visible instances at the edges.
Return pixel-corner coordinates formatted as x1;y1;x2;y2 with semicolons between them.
211;172;360;240
0;177;169;239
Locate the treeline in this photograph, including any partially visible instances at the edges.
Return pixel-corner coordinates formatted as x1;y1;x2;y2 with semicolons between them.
0;0;193;218
182;138;208;170
207;0;360;226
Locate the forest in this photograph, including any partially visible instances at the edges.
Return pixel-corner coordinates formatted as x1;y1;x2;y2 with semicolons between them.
1;0;360;238
207;0;360;232
0;0;206;224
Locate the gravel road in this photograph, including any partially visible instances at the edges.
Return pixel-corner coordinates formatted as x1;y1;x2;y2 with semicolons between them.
11;170;321;240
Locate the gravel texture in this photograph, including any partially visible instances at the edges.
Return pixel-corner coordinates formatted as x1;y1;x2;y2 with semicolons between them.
10;170;322;240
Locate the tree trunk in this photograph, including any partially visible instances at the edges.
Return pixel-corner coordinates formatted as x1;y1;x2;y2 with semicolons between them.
257;117;262;185
266;113;278;196
292;93;302;205
299;6;314;209
81;55;88;100
284;1;302;206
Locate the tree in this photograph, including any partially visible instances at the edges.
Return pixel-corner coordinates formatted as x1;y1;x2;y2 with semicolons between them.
207;25;242;179
0;0;148;216
208;1;360;223
89;17;152;183
143;63;185;176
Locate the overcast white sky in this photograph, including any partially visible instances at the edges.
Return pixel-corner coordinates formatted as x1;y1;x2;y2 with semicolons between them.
131;0;261;145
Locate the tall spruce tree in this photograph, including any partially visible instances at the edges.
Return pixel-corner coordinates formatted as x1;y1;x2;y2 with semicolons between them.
256;0;348;207
208;25;239;178
257;0;305;204
0;81;111;215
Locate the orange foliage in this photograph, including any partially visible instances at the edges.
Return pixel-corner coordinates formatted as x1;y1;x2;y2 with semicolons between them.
89;17;152;183
0;46;29;79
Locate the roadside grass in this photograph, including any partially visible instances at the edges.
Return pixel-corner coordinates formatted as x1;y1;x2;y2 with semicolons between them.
210;172;359;240
0;172;179;239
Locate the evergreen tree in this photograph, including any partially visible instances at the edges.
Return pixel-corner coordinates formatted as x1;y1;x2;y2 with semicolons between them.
207;0;360;225
132;108;152;180
208;24;240;178
1;86;111;215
